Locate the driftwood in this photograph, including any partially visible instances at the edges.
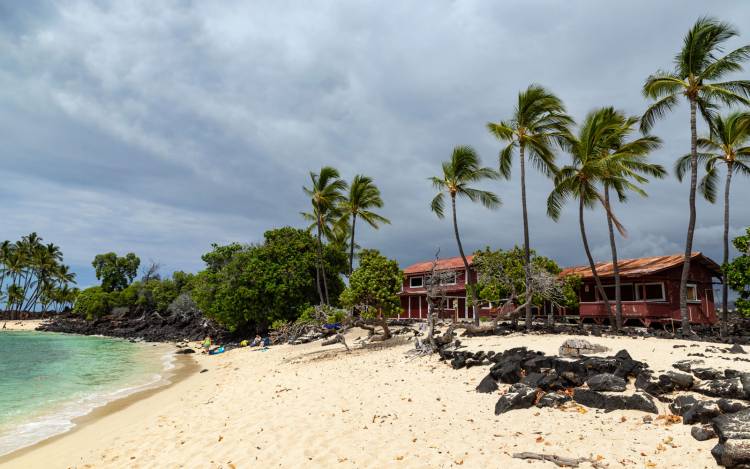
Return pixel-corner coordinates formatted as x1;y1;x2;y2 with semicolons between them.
321;332;350;351
512;452;605;469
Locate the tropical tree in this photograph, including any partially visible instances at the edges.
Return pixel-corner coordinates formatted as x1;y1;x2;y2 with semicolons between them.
340;175;390;275
92;252;140;293
642;16;750;334
487;84;573;330
676;112;750;335
429;145;501;326
302;166;347;305
726;227;750;317
599;110;665;330
547;108;635;327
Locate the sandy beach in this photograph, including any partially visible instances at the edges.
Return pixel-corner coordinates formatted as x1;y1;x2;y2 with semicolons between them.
1;320;47;331
0;329;742;468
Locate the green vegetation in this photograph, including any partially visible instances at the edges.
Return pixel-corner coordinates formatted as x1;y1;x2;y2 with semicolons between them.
726;227;750;316
340;175;390;275
642;17;750;334
0;233;77;313
340;249;402;340
92;252;140;292
429;146;500;326
487;85;573;330
677;112;750;333
192;227;346;332
473;246;579;312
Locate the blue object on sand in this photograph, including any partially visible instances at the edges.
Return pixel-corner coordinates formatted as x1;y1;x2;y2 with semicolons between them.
209;346;225;355
323;323;341;330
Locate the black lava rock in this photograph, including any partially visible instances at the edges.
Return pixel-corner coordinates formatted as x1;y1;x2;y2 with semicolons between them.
694;377;746;400
692;424;717;441
669;395;699;416
684;401;722;425
476;374;499;393
586;373;627;392
495;383;537;415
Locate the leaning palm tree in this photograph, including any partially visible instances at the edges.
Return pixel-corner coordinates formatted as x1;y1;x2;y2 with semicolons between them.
547;108;632;328
599;110;665;330
642;17;750;334
676;112;750;336
430;145;500;326
487;84;573;330
302;166;347;305
340;175;390;275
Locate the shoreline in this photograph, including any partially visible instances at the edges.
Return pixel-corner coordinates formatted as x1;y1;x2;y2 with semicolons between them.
0;345;199;466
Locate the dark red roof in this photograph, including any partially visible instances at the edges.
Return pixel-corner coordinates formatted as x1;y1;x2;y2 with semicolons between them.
559;252;721;279
403;255;473;274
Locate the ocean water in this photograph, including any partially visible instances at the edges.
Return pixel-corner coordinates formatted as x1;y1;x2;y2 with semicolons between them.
0;331;172;456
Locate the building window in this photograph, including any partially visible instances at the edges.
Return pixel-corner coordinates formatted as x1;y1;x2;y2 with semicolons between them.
637;283;666;301
580;283;596;302
409;276;423;288
441;271;457;285
686;284;699;302
601;284;635;301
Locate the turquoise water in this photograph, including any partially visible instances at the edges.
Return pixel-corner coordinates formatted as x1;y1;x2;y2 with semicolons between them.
0;331;171;455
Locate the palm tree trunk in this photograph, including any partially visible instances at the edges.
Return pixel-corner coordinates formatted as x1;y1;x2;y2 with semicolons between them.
349;214;357;275
451;194;478;326
317;216;330;305
679;99;698;335
604;186;623;331
314;218;325;305
579;198;613;326
519;145;533;331
721;163;734;337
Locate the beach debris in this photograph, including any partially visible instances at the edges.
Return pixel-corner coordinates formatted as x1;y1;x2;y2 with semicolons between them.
559;339;608;358
511;452;602;468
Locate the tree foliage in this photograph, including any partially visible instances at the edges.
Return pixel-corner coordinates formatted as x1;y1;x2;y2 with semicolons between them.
92;252;140;292
726;227;750;316
340;249;402;318
192;227;346;332
0;233;78;312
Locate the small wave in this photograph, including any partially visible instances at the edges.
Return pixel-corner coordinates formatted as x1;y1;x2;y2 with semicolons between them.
0;348;176;457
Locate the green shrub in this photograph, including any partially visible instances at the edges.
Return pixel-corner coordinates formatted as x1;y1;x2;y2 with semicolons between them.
73;287;111;320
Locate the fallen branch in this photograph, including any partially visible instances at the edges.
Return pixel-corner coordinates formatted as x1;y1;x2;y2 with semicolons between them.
512;452;584;467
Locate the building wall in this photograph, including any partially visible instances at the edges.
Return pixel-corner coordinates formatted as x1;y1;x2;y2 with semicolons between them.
577;263;718;325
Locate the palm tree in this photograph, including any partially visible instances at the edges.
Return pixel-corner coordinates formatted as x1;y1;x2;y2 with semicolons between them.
430;146;501;326
642;17;750;334
599;111;665;330
487;84;573;330
547;108;633;328
341;175;390;275
302;166;347;305
676;112;750;336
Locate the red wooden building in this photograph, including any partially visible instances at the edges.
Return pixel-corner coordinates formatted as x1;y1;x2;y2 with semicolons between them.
559;252;721;326
397;255;512;320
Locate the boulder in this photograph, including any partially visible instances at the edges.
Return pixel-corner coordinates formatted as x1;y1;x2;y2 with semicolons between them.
586;373;627;392
175;348;195;354
684;401;722;425
673;359;704;373
559;339;608;358
692;424;718;441
729;344;747;354
713;409;750;442
613;358;646;379
692;367;725;381
740;373;750;399
490;362;523;384
635;371;670;395
573;389;658;414
476;374;498;393
521;372;545;389
450;356;467;369
725;369;742;379
694;377;746;400
495;383;538;415
536;392;571;408
614;349;633;361
670;395;700;416
718;399;750;415
665;370;694;389
712;440;750;468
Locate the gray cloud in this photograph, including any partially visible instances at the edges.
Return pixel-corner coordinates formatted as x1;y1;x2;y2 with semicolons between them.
1;1;749;287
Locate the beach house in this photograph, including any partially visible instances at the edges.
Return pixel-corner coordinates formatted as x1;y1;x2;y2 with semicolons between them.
398;255;475;320
559;252;721;326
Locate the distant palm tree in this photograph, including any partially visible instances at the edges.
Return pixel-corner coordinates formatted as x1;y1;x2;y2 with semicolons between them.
599;110;665;330
487;84;573;330
430;146;500;326
642;17;750;334
676;112;750;336
302;166;347;305
547;108;632;328
341;175;390;275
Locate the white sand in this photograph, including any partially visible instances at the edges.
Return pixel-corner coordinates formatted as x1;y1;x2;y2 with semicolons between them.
0;319;46;331
2;329;743;468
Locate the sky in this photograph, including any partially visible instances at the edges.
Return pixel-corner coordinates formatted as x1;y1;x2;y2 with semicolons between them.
1;1;749;288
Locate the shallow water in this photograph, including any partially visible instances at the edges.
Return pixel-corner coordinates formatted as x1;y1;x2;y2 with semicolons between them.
0;331;171;456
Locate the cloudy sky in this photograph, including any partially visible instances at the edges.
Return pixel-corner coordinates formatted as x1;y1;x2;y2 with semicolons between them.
2;1;749;287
